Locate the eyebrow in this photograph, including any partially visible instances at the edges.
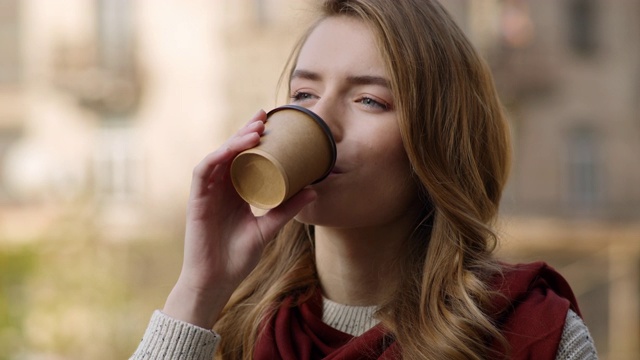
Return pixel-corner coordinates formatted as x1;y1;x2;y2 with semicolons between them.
291;69;391;89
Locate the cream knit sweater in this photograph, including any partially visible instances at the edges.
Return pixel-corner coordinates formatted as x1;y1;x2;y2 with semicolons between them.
131;297;598;359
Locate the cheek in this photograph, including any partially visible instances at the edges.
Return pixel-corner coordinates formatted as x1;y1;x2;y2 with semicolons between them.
296;125;419;227
363;130;410;177
361;132;418;203
376;151;417;203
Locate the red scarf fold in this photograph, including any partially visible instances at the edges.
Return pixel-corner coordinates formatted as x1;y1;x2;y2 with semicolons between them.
254;292;399;360
490;262;582;360
254;262;580;359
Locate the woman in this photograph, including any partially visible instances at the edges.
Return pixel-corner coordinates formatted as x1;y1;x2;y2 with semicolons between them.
131;0;598;359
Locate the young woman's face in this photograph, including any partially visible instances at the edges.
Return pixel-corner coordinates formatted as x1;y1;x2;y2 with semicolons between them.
292;16;420;229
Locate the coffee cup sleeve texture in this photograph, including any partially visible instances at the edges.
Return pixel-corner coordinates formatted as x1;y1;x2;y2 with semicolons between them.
231;105;336;209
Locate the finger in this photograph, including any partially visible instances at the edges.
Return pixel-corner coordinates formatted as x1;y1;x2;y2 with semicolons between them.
247;108;267;124
192;110;266;192
203;110;265;179
256;189;317;243
191;132;261;196
235;119;265;138
235;110;267;137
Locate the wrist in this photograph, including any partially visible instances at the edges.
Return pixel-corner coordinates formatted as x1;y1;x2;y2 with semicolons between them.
162;281;231;329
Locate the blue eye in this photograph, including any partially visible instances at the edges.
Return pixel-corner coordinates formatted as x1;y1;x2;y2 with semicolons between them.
291;92;315;102
359;97;389;110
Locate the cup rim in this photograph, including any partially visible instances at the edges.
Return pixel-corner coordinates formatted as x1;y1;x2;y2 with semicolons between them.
267;105;337;183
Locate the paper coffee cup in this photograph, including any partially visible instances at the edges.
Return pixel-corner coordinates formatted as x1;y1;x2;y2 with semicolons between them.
230;105;336;209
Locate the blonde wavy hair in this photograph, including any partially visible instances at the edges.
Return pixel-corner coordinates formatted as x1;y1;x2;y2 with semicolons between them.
214;0;512;359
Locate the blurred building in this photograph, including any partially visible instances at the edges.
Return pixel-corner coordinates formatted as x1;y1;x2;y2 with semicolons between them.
0;0;312;358
0;0;310;242
457;1;640;359
0;0;638;359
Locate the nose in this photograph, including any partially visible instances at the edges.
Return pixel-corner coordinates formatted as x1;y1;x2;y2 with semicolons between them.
308;98;343;143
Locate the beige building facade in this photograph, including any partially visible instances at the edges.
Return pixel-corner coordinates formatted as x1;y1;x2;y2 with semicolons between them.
0;0;310;240
0;0;637;358
485;1;640;359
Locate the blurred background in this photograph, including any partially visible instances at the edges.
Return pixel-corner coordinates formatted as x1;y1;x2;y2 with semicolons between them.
0;0;638;358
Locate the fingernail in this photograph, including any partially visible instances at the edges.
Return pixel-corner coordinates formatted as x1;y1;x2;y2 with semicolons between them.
246;110;266;126
254;109;265;119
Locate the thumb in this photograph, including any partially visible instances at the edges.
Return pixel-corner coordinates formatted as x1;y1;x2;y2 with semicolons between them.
256;189;317;243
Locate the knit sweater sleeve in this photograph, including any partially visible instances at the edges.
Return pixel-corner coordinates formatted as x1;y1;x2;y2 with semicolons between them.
555;309;598;360
130;310;221;360
130;307;596;359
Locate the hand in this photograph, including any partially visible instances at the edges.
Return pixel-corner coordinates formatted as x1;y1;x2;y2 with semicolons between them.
163;110;316;328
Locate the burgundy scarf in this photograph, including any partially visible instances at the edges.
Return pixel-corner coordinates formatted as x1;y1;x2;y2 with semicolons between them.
254;262;580;359
489;262;582;359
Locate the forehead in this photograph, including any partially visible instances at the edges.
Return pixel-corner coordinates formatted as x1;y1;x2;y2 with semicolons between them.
295;16;388;77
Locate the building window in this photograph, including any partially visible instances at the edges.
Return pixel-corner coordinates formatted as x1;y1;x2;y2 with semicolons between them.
93;120;143;202
253;0;268;25
84;0;138;116
0;127;22;202
0;0;20;84
567;126;600;212
568;0;598;56
97;0;133;72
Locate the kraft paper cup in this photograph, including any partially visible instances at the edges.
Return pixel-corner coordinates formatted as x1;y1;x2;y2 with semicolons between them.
230;105;336;209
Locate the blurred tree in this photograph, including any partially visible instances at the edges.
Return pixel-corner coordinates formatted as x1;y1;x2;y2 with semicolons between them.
0;245;36;359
